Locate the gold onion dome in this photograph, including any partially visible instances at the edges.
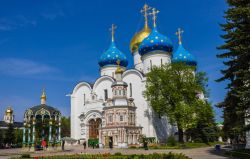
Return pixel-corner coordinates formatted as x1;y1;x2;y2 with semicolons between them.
130;4;151;53
115;60;124;74
130;26;151;53
6;107;13;113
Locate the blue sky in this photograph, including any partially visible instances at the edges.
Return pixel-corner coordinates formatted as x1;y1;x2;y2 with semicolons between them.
0;0;228;122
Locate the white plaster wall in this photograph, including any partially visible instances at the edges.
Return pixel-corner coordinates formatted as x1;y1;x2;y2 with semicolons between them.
100;66;126;77
122;70;152;137
141;51;171;74
133;51;143;72
71;83;92;139
93;77;114;101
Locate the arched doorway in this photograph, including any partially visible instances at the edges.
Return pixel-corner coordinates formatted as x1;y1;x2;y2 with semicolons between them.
88;118;101;139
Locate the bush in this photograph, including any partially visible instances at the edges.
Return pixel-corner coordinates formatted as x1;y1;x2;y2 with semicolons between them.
167;136;177;146
114;152;122;156
20;154;30;158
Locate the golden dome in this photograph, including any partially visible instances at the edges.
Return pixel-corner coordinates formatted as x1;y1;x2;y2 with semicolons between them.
5;107;13;114
115;60;124;74
130;26;151;53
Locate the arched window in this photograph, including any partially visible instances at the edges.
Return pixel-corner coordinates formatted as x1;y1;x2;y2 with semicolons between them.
129;83;132;97
104;89;108;101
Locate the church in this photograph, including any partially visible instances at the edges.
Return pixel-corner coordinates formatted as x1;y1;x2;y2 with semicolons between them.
70;4;198;148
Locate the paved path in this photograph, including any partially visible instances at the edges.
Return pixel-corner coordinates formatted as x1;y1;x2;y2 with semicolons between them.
0;146;233;159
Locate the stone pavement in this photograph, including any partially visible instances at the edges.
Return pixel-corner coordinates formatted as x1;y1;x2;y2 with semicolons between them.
0;146;233;159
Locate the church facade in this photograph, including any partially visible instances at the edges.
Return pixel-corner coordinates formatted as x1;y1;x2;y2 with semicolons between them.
70;4;198;147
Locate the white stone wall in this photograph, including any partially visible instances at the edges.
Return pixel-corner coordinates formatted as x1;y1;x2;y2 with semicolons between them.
133;51;143;72
100;66;126;77
141;51;171;74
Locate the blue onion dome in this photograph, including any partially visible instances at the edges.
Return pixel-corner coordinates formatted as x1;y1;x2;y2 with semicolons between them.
98;41;128;67
172;43;197;66
138;27;173;56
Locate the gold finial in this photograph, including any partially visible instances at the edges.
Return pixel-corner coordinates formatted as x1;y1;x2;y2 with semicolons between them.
176;28;184;45
109;24;117;42
115;60;124;74
141;4;151;29
41;88;46;104
149;8;160;28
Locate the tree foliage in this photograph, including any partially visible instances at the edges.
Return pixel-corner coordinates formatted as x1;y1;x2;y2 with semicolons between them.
4;123;15;144
144;62;215;142
216;0;250;142
61;116;70;138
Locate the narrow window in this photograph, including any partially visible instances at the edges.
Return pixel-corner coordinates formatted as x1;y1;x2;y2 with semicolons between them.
104;89;108;101
84;94;86;105
119;90;121;95
150;60;152;70
130;83;132;97
161;58;163;67
112;72;114;78
109;114;112;122
120;115;123;121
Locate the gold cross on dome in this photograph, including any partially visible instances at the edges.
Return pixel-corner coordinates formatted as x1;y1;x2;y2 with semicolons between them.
176;28;184;44
109;24;117;42
149;8;160;27
140;4;151;28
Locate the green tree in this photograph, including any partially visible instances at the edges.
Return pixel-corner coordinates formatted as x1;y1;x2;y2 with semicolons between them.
14;129;23;146
144;62;206;142
4;123;15;144
0;129;4;145
61;116;70;137
216;0;250;142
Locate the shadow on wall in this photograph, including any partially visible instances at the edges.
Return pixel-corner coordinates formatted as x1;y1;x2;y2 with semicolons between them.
152;113;174;143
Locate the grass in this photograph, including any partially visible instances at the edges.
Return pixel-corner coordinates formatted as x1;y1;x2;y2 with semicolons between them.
225;149;250;159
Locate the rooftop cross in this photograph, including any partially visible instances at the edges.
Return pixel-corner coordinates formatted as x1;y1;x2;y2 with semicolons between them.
149;8;160;28
176;28;184;45
109;24;117;42
140;4;151;29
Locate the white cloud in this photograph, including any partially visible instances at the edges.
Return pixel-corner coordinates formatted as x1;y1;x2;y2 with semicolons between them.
0;58;59;76
0;15;37;31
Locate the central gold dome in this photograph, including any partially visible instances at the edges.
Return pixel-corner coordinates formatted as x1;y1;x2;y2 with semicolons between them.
130;26;151;53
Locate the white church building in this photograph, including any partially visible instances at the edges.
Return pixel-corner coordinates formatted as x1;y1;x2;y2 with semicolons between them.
70;4;198;147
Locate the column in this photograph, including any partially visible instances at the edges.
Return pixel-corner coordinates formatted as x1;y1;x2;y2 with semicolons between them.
32;120;36;145
28;126;31;145
49;120;52;142
22;126;26;146
58;116;61;141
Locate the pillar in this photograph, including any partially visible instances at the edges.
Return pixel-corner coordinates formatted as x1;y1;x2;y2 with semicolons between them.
49;125;52;142
58;116;61;141
28;126;31;145
32;120;36;145
22;126;26;146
